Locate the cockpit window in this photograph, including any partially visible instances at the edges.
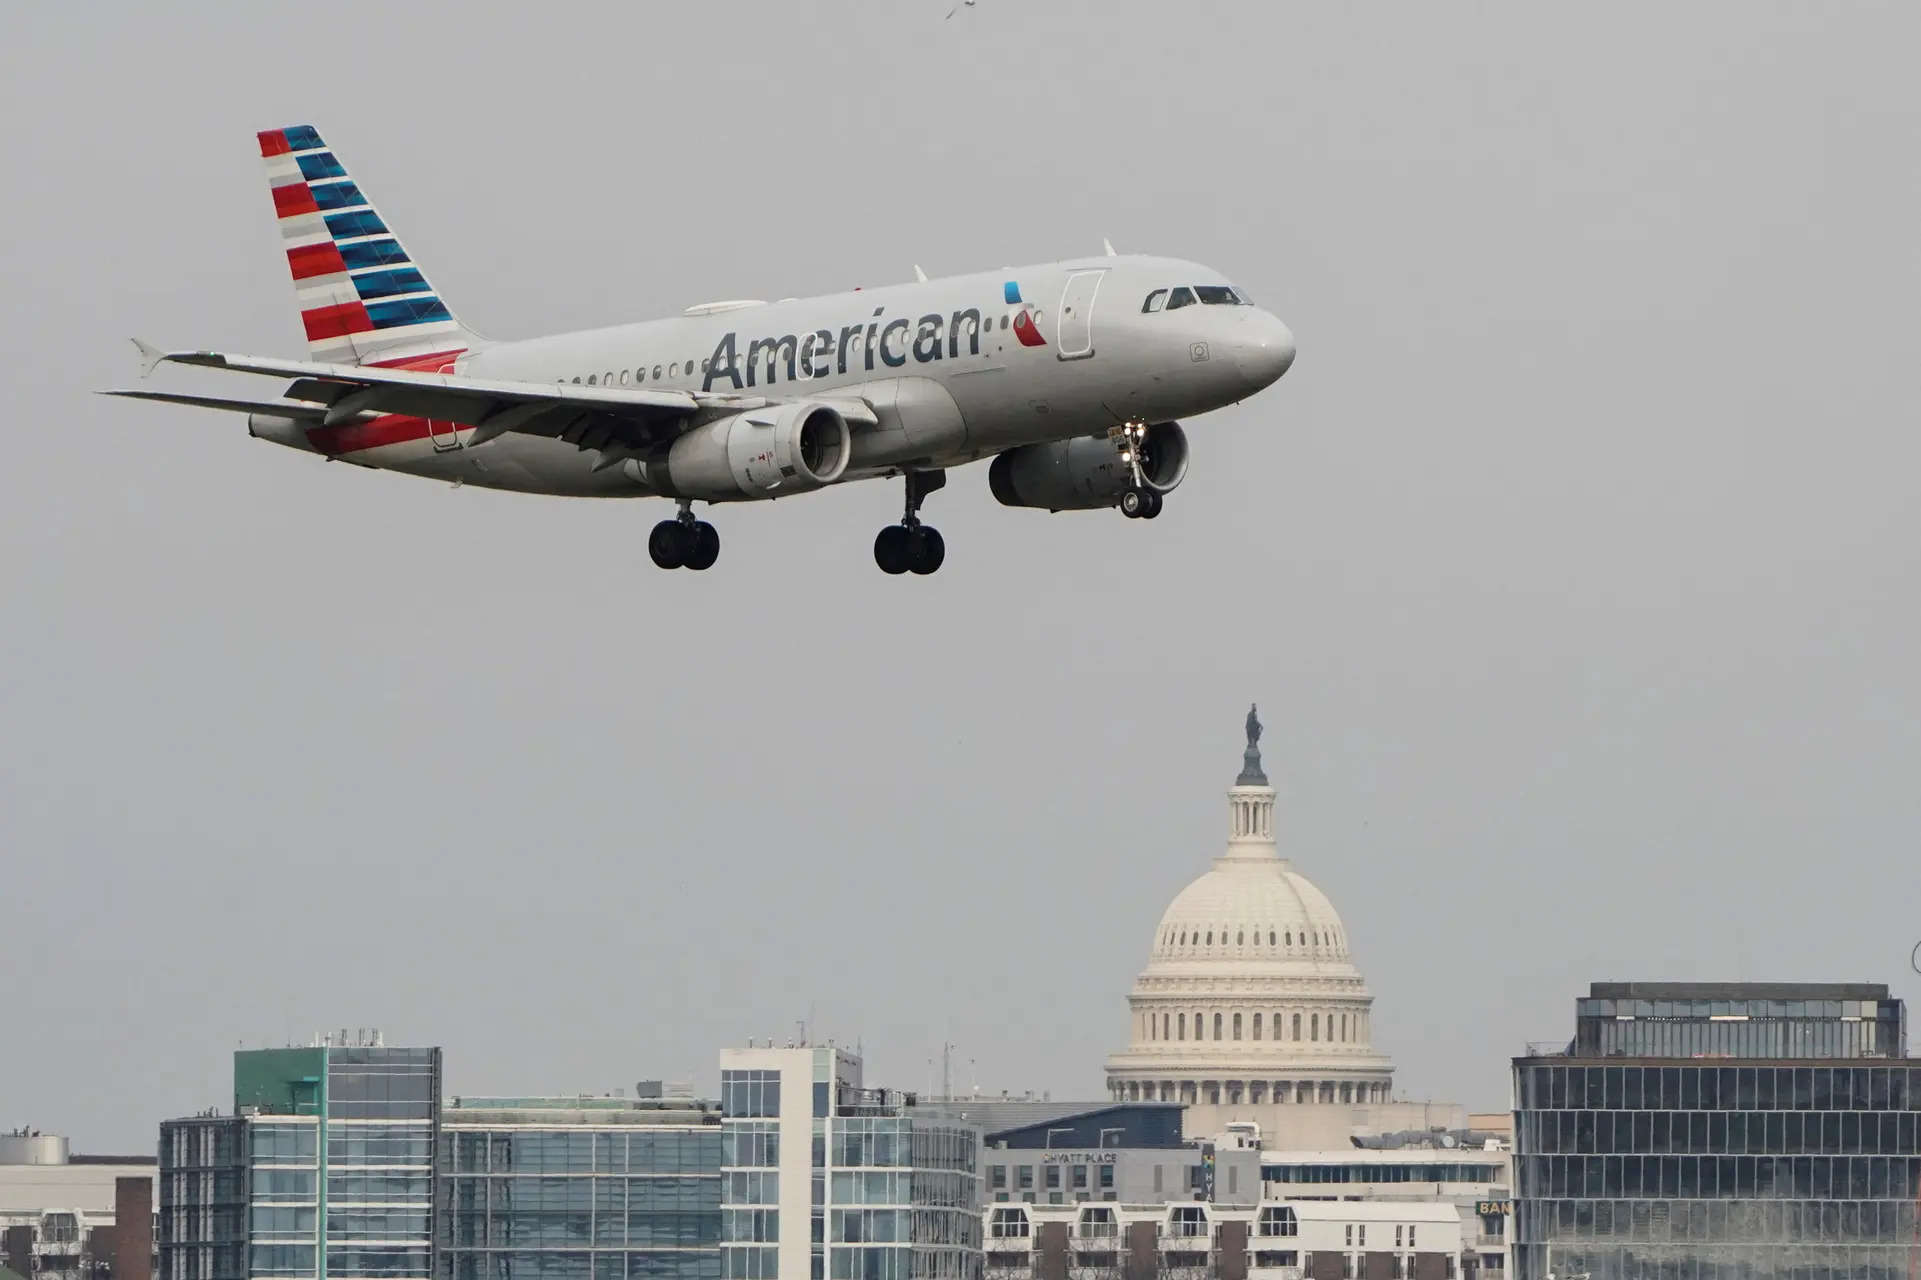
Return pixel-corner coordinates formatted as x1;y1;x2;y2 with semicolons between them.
1142;289;1168;313
1195;285;1249;305
1165;286;1197;310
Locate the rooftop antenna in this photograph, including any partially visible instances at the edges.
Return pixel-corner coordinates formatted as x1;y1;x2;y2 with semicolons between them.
1103;238;1117;257
913;265;929;283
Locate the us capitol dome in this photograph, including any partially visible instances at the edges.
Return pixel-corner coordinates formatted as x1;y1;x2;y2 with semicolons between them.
1104;707;1396;1120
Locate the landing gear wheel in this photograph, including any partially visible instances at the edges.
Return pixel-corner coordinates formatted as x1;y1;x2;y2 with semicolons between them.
684;522;720;571
1119;487;1150;519
1139;489;1164;519
875;525;913;575
649;520;692;569
908;526;946;575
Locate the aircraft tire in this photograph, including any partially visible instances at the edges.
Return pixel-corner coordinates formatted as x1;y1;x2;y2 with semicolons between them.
875;525;913;575
1140;490;1164;519
909;526;945;575
685;522;721;571
1119;488;1147;519
649;520;690;570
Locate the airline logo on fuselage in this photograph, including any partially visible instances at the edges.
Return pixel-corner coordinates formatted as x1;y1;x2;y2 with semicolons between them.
701;286;1044;392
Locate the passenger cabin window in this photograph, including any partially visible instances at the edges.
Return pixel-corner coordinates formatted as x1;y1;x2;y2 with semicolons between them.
1165;286;1197;310
586;374;597;385
1143;289;1168;313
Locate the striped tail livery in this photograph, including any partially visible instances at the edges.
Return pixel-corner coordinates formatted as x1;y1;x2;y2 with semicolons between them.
257;125;480;369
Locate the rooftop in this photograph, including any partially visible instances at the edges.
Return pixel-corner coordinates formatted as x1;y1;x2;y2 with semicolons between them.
1589;982;1891;1000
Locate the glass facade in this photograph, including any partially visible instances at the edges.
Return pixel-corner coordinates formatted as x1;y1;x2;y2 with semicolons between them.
160;1116;250;1280
718;1049;982;1280
161;1044;441;1280
1514;985;1919;1280
1573;992;1905;1061
438;1114;721;1280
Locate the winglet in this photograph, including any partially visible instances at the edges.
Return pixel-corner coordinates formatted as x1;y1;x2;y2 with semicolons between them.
1102;238;1117;257
131;337;166;378
913;264;929;283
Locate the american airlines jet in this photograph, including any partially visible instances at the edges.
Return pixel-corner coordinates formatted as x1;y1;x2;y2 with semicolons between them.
110;126;1295;574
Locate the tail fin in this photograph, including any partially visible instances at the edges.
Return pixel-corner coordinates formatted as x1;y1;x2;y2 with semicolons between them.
257;125;481;368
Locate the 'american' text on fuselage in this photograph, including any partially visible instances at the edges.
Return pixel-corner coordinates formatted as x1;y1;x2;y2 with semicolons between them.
701;304;999;392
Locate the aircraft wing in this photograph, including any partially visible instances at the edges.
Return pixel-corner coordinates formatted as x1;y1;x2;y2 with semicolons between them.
131;347;879;460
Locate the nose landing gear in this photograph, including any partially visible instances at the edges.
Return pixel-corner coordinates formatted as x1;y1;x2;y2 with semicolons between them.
649;501;720;571
1114;421;1164;519
875;469;947;575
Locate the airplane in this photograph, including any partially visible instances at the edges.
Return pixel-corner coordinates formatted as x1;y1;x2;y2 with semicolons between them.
108;125;1296;575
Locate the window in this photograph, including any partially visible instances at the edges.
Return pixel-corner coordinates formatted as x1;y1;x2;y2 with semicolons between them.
1070;1164;1087;1190
1234;1014;1243;1040
1165;286;1197;310
1142;290;1167;312
586;374;597;385
1237;931;1244;945
1214;1013;1223;1040
1000;315;1009;329
1098;1164;1114;1191
1178;1014;1186;1040
603;371;614;384
702;359;711;372
1254;1013;1263;1041
1258;1207;1298;1238
669;363;679;376
1162;1013;1170;1039
1292;1014;1302;1040
1194;285;1247;305
1016;1166;1033;1190
1395;1226;1403;1248
634;368;645;382
653;365;663;378
1206;931;1213;945
1345;1226;1354;1247
1269;931;1276;945
1044;1165;1060;1189
1312;1014;1320;1041
618;369;629;384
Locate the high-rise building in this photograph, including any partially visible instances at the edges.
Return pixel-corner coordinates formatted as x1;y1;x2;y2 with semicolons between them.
1512;982;1917;1280
437;1093;722;1280
159;1037;440;1280
717;1046;981;1280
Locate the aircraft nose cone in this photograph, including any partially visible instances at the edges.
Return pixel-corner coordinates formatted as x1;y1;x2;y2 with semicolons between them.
1237;312;1296;389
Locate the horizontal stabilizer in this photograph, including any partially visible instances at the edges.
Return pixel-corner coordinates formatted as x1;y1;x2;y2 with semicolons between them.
100;389;329;419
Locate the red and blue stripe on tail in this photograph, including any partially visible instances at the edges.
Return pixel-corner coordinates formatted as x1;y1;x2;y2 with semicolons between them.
257;125;478;369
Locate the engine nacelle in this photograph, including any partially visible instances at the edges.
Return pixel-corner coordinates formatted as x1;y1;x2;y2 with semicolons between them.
647;402;851;500
987;422;1189;511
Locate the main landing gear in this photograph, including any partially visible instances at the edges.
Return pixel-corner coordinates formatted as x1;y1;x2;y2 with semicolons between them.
874;469;946;575
1115;421;1163;520
649;501;720;571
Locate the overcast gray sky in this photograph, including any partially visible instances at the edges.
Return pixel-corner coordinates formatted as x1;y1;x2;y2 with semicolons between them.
4;2;1919;1152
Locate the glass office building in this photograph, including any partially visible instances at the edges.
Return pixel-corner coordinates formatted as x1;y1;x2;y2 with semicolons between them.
1513;983;1918;1280
437;1095;722;1280
159;1039;440;1280
718;1047;981;1280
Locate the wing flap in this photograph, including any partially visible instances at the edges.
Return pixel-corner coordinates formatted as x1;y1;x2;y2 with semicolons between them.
161;349;700;414
100;390;329;420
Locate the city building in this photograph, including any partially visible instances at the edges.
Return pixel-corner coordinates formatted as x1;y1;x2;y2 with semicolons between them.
0;1130;154;1280
1106;710;1459;1147
1512;981;1918;1280
438;1090;722;1280
158;1033;440;1280
982;1197;1462;1280
718;1045;982;1280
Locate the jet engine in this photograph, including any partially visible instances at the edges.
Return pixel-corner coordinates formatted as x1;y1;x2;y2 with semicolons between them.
647;402;851;500
987;422;1189;511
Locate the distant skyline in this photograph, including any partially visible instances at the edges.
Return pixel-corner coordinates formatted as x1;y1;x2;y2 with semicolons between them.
4;1;1918;1152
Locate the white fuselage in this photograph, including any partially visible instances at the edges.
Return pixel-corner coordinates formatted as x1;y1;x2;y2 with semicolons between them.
269;254;1294;498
